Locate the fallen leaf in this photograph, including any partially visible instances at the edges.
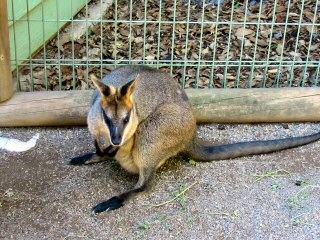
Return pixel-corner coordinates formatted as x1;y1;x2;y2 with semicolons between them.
268;69;278;74
235;28;255;39
276;44;283;55
145;55;156;60
134;37;144;43
289;52;301;57
202;47;210;55
310;44;319;51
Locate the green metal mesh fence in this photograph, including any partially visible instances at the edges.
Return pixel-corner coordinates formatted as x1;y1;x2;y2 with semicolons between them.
8;0;320;91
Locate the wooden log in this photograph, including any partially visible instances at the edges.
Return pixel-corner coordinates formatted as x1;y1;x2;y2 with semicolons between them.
0;88;320;127
0;0;13;102
188;88;320;123
0;91;92;127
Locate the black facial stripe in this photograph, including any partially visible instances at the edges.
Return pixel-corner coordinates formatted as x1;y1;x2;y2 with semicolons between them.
102;109;123;145
123;110;131;124
102;109;113;129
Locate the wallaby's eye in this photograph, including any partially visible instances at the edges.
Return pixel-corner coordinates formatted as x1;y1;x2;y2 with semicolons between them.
123;115;130;124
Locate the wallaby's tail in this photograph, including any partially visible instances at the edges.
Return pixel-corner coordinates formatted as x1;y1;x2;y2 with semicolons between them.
186;132;320;162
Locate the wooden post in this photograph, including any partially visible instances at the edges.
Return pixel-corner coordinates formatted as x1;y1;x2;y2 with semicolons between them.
0;0;13;102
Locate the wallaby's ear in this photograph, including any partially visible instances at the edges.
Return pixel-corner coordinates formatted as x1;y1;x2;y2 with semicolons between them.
119;74;140;99
92;77;116;97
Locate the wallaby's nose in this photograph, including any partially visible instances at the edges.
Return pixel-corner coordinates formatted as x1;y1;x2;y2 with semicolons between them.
111;127;122;146
111;136;122;146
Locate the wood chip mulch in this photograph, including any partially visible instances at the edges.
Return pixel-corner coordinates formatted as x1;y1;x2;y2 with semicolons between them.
16;0;320;91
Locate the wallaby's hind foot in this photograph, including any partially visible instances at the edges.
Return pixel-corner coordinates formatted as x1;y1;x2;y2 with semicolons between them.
91;177;151;214
92;196;124;214
69;152;105;165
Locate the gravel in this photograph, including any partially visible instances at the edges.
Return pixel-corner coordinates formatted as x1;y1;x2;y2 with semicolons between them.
1;123;320;239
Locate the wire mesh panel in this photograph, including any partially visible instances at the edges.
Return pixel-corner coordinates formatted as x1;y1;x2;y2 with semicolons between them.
8;0;320;91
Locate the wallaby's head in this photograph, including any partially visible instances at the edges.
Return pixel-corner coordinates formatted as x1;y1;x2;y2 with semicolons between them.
92;74;140;146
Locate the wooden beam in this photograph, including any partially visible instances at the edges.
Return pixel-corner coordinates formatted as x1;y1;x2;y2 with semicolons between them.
188;88;320;123
0;91;91;127
0;0;13;102
0;88;320;127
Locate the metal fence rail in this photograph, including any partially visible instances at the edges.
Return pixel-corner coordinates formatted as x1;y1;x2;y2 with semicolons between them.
8;0;320;91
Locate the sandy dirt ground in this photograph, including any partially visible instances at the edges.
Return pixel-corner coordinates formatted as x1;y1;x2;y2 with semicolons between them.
1;123;320;239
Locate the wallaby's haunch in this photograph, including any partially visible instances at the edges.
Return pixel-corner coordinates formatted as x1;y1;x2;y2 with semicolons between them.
70;65;320;214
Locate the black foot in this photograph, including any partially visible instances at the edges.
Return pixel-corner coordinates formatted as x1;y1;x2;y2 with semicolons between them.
69;152;96;165
91;196;124;214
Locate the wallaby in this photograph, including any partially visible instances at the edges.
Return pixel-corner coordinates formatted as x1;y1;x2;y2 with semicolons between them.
70;65;320;214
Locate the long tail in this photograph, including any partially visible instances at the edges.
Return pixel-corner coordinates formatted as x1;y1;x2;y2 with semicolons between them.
186;132;320;162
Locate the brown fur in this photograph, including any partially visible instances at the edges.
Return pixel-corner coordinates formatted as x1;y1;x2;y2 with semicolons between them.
77;65;196;213
71;65;320;214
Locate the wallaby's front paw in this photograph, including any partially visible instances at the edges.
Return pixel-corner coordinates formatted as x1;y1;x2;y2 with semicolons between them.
91;197;124;214
69;152;96;165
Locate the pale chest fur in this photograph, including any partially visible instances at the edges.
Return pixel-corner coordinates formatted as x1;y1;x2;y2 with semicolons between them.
114;137;139;174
